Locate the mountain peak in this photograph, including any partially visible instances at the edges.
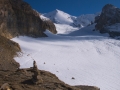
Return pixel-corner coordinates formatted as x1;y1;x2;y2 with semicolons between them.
102;4;117;13
44;9;97;28
103;4;117;8
44;9;74;24
55;9;60;12
51;9;63;13
95;4;120;35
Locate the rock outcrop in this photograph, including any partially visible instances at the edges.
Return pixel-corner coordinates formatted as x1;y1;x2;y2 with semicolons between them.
0;35;20;71
41;20;57;34
76;85;100;90
0;0;57;39
95;4;120;36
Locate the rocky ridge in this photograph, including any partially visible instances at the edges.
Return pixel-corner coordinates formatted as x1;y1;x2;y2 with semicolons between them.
95;4;120;37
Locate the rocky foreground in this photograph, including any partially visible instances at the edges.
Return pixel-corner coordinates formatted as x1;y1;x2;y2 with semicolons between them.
0;62;80;90
0;60;100;90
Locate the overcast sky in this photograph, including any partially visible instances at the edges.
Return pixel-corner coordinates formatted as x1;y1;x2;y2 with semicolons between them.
24;0;120;16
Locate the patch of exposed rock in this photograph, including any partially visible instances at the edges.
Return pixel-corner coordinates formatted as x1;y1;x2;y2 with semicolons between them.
0;0;57;39
95;4;120;37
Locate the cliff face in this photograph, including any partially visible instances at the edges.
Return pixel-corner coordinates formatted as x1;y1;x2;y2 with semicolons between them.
95;4;120;34
0;0;57;39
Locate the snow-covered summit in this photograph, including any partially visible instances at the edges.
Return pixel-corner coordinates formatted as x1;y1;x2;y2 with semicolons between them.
44;9;100;27
44;9;74;24
43;9;100;34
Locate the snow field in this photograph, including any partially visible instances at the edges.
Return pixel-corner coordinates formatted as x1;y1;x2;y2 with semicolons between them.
12;31;120;90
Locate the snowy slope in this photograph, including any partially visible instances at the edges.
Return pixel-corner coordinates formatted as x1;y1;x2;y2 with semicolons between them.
74;14;96;27
40;14;79;34
74;12;100;27
54;24;79;34
44;9;75;24
68;24;109;36
12;30;120;90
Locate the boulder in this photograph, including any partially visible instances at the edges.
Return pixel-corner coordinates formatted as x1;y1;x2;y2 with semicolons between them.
0;83;11;90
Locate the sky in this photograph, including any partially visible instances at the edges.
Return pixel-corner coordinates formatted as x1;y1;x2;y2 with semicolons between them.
24;0;120;16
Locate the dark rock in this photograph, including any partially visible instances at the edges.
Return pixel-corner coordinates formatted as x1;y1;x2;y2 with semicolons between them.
94;15;100;23
95;4;120;36
71;77;75;79
109;31;120;38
